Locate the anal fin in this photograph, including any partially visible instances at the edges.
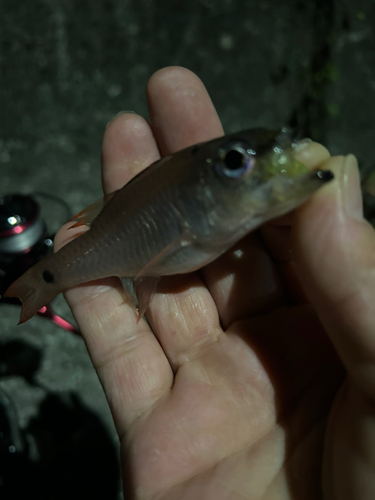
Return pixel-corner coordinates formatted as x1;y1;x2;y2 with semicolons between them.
134;233;191;280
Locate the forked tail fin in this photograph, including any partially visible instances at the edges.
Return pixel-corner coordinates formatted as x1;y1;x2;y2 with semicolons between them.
3;264;61;325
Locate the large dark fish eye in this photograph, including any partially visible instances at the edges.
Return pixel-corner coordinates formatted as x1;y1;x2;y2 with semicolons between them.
216;142;255;178
224;150;243;170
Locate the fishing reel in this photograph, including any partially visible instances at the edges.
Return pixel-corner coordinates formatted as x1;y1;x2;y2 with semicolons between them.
0;193;78;333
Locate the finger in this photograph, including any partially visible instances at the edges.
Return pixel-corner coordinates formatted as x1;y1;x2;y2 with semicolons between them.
200;232;285;329
147;66;224;155
260;225;307;305
145;67;224;367
200;141;332;326
146;274;222;372
102;112;160;193
292;154;375;398
55;114;173;434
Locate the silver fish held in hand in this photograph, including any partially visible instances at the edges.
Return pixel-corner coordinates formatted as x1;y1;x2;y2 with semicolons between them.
4;128;334;324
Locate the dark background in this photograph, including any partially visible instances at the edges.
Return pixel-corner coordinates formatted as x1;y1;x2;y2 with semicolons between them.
1;1;374;498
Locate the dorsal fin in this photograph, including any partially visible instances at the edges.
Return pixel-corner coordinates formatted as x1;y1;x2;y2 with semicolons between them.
67;191;117;229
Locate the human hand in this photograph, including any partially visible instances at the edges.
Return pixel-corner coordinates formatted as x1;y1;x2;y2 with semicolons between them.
55;67;375;499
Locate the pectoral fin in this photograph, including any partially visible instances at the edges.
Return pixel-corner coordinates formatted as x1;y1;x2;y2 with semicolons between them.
135;236;186;280
131;232;193;319
119;276;159;322
133;277;160;319
68;191;117;229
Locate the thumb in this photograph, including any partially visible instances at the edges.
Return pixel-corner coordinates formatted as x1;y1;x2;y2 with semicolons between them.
292;154;375;397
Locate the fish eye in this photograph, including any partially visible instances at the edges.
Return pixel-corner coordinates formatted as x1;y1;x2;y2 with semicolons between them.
216;142;255;178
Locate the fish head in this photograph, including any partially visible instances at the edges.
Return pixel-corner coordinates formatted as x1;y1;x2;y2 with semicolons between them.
189;128;333;243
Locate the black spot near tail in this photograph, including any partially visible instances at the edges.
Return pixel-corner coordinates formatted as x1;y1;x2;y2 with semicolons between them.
43;270;54;283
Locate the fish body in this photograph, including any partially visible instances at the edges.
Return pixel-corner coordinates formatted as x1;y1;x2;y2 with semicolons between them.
4;128;333;324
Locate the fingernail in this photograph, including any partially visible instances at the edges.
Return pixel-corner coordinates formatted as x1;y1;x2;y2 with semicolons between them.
293;138;313;152
343;154;363;221
106;110;136;129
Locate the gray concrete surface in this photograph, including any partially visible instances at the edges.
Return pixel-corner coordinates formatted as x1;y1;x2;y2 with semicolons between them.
0;0;374;498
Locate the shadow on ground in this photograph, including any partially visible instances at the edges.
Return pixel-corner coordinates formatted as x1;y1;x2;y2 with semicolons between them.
0;340;120;500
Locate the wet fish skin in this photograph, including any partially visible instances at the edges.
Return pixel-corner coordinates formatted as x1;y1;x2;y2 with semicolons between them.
4;128;333;324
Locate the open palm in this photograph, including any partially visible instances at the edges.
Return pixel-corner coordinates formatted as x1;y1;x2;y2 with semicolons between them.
55;67;375;500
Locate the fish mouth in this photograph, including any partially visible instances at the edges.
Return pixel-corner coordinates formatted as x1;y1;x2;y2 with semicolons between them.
289;168;334;195
250;168;335;224
216;167;335;249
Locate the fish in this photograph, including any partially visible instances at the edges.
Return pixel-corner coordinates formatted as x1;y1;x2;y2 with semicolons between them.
4;128;334;324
